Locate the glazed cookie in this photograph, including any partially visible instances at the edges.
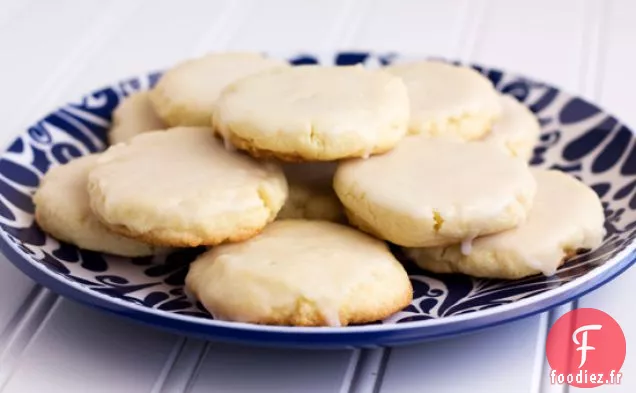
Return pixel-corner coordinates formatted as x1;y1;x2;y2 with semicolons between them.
33;154;159;257
185;220;413;326
277;183;344;222
481;94;541;161
406;169;605;279
334;137;536;247
281;161;338;189
109;92;165;145
385;60;501;140
212;65;410;161
150;52;287;127
277;162;344;222
88;127;288;247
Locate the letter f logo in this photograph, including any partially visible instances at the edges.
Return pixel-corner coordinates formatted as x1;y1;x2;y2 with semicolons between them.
572;324;602;368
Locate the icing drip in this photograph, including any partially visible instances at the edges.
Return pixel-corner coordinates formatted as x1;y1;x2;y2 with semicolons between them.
317;299;342;327
321;307;342;327
223;135;235;152
360;146;373;160
460;236;476;256
217;127;235;152
522;255;558;277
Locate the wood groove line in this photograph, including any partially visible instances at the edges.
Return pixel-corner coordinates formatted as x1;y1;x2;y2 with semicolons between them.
348;348;389;393
456;0;489;62
155;339;208;393
347;1;485;391
320;0;363;51
150;336;187;393
540;2;607;392
371;348;391;393
0;293;59;391
0;286;41;347
452;0;474;59
1;0;244;389
191;0;253;56
153;1;376;390
328;0;368;50
540;303;573;393
531;313;550;393
0;0;143;385
327;2;388;391
339;349;362;393
182;342;211;393
565;304;581;393
146;2;260;390
585;0;610;101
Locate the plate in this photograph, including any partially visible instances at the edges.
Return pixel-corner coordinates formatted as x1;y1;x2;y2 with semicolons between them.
1;52;635;348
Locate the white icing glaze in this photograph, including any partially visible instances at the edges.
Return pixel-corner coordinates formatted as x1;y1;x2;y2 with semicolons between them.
88;127;287;243
316;299;342;327
481;94;541;160
406;169;606;279
523;256;558;277
212;65;409;158
385;61;501;138
460;236;476;256
33;154;159;256
153;52;288;126
474;169;605;275
185;220;410;326
109;92;165;144
277;183;344;223
335;137;536;247
339;138;534;218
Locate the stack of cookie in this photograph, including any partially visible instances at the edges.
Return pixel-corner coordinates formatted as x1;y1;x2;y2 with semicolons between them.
33;52;606;327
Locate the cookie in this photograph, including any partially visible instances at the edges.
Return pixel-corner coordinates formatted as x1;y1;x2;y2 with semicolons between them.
87;127;288;247
481;94;541;161
406;169;605;279
334;137;536;247
277;183;344;222
212;65;410;161
281;161;338;189
150;52;287;127
185;220;413;326
109;92;165;145
33;154;159;257
385;60;501;140
277;162;344;222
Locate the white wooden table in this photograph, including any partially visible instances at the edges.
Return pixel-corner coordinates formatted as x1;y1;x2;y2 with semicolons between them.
0;0;634;392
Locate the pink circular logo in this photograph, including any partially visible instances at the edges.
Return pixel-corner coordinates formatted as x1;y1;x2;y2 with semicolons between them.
546;308;626;388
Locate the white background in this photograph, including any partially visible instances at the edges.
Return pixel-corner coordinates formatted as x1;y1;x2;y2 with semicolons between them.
0;0;634;392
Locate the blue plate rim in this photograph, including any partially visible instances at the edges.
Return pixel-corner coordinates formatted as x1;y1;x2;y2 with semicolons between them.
1;55;635;347
2;222;634;339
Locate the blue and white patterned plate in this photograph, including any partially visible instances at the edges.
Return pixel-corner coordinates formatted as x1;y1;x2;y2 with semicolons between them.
1;52;635;348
